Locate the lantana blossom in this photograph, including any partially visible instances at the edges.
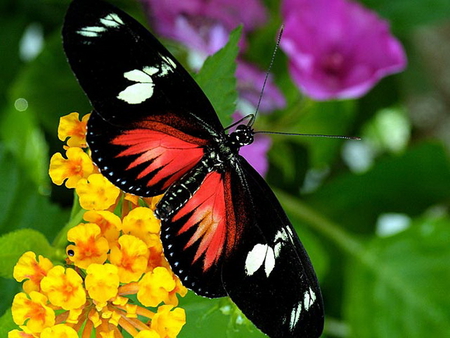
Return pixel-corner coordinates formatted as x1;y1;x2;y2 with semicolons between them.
75;174;121;211
66;223;109;269
280;0;407;100
11;112;187;337
58;112;90;148
49;147;94;188
11;291;55;333
13;252;53;294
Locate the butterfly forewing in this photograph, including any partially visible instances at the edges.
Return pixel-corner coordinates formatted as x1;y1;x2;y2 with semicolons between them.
64;0;222;196
63;0;222;131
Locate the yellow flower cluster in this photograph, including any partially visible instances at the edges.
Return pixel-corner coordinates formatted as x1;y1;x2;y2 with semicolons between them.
10;113;187;338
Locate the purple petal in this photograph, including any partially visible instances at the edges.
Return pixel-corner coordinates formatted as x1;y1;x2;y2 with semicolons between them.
144;0;267;55
232;112;272;177
240;134;272;177
236;61;286;113
280;0;407;100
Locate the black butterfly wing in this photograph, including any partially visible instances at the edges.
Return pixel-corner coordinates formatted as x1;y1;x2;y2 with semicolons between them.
161;155;324;337
224;157;324;338
63;0;222;196
222;157;324;338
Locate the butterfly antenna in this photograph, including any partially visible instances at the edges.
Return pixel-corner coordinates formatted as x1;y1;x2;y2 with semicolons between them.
224;114;254;132
249;25;284;127
254;130;361;140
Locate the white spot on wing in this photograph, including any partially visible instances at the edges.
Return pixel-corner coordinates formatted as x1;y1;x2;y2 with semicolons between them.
117;59;176;104
117;82;154;104
245;244;267;276
77;25;107;37
264;246;276;276
159;54;177;76
100;13;124;27
290;302;302;331
304;287;317;311
244;228;294;277
77;13;123;38
245;244;276;277
123;69;154;82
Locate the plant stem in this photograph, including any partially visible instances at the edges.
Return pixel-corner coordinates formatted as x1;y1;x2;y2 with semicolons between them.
275;189;365;257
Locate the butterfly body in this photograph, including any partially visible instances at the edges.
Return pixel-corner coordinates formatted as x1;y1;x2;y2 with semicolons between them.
156;124;254;221
63;0;324;337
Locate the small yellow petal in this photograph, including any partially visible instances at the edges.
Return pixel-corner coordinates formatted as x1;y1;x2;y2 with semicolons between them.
76;174;120;210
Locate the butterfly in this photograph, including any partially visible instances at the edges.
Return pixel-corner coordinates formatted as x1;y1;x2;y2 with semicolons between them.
62;0;324;337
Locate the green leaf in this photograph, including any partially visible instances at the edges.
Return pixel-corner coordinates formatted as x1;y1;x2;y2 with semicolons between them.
180;292;265;338
0;147;69;241
0;12;27;109
0;229;53;279
0;308;16;337
344;216;450;337
10;31;92;134
195;26;241;127
0;106;49;189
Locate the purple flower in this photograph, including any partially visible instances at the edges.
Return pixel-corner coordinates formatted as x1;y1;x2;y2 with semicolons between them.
241;134;272;177
280;0;407;100
236;61;286;114
144;0;267;56
144;0;285;114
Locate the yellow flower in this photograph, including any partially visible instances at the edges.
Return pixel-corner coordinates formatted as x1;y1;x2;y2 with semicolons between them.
40;266;86;310
137;267;177;308
9;110;189;337
67;223;109;269
11;291;55;333
40;324;78;338
13;251;53;294
135;330;161;338
76;174;120;210
109;235;149;283
121;207;160;244
146;233;167;271
85;264;119;307
58;112;90;148
98;330;116;338
83;210;121;244
49;147;94;188
151;305;186;338
7;328;35;338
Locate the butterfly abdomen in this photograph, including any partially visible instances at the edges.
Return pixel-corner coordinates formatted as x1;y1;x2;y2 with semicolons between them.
155;160;210;221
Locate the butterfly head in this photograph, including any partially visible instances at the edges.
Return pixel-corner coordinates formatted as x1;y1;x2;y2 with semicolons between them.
228;125;254;150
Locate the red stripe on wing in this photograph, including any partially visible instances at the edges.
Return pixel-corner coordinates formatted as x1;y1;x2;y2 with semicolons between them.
173;171;238;272
111;120;208;190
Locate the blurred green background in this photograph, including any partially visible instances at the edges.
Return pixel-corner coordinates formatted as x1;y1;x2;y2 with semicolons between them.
1;0;450;337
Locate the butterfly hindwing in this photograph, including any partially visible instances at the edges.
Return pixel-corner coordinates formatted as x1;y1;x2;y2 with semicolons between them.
161;170;235;297
159;155;324;337
223;157;324;338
